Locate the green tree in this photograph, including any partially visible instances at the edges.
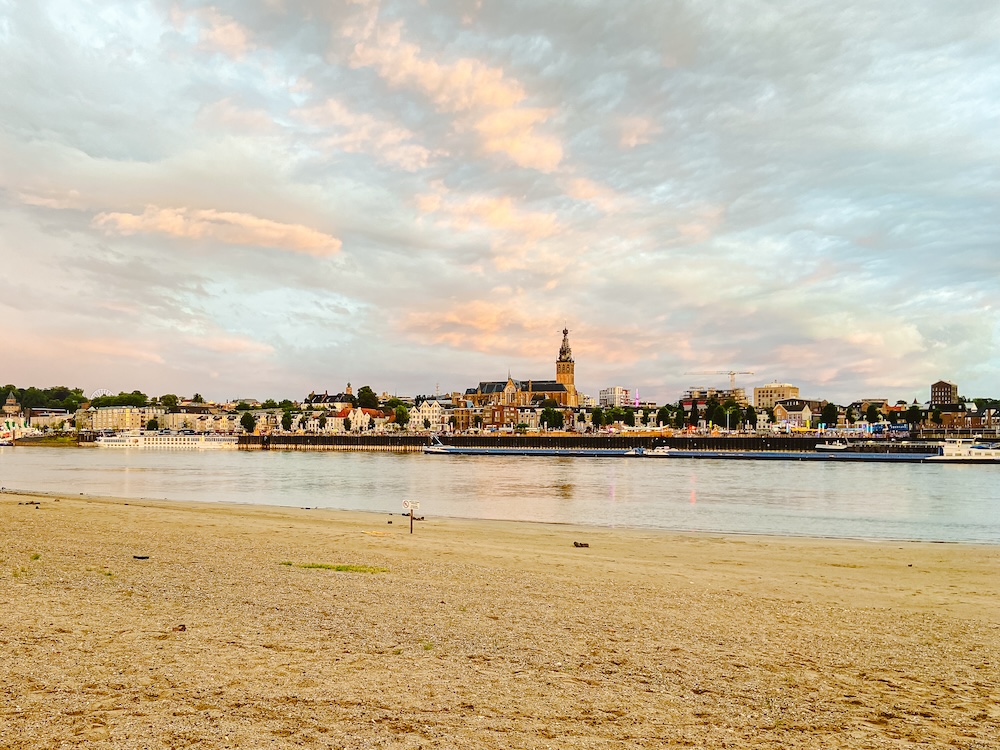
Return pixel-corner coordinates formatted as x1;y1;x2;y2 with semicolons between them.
473;415;482;428
623;409;636;427
865;404;880;424
192;393;204;403
540;398;559;409
160;394;179;409
931;409;943;426
394;405;410;427
386;397;404;410
821;403;839;427
745;405;758;429
344;417;352;431
904;404;922;426
262;399;278;409
541;407;564;429
318;416;327;430
281;411;293;431
688;405;700;426
146;419;159;431
423;417;431;430
845;406;856;424
240;411;256;432
591;407;604;428
357;386;379;410
656;406;671;427
235;402;251;411
278;399;295;410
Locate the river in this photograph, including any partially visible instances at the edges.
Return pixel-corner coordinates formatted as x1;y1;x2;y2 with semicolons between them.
1;447;997;543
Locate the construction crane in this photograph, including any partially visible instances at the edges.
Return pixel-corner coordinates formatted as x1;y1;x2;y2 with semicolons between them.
685;370;755;391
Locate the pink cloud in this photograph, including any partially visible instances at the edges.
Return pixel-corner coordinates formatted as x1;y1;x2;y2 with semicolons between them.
171;6;254;59
189;335;274;356
416;184;559;239
620;116;661;148
347;18;562;171
295;99;433;171
93;206;342;256
199;98;277;133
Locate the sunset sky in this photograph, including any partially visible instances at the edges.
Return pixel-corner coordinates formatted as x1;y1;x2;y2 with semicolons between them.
2;1;998;404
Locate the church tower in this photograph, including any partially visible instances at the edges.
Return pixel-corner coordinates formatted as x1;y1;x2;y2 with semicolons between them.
556;328;578;406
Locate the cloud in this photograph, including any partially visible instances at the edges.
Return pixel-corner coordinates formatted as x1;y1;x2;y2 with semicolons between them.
93;206;342;256
189;335;275;356
172;6;254;59
347;18;562;171
620;116;660;148
294;98;432;171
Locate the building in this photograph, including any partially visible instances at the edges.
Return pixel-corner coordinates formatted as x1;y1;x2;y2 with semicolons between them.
2;391;27;437
88;406;165;431
773;398;825;428
599;386;631;408
930;380;959;406
754;382;800;410
465;329;580;409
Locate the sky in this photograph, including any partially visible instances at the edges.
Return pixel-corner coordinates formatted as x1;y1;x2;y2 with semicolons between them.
2;0;999;405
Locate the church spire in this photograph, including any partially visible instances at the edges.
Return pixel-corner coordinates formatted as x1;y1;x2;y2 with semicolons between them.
558;327;573;363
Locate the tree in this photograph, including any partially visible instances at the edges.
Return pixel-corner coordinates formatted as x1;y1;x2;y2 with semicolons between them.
146;419;159;431
281;411;293;431
192;393;204;403
931;409;943;426
344;417;352;432
240;411;256;433
746;405;758;429
278;399;295;410
846;406;857;424
904;404;922;426
591;407;604;428
357;386;379;409
473;415;482;428
540;398;559;409
656;406;671;427
541;407;564;430
386;397;404;410
394;405;410;428
448;416;456;429
318;416;327;430
674;408;686;428
865;404;880;424
236;402;251;411
160;394;179;409
623;409;636;427
423;418;431;430
262;399;278;409
821;403;839;427
688;406;700;426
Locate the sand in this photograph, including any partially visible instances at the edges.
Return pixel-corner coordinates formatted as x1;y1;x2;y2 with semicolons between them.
1;491;998;749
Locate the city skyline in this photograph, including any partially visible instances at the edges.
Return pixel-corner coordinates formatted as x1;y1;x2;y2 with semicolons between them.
2;2;998;404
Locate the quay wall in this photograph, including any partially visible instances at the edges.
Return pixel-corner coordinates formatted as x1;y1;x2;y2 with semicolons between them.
238;434;936;454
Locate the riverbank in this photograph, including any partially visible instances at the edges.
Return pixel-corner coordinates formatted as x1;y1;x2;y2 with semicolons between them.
2;491;998;748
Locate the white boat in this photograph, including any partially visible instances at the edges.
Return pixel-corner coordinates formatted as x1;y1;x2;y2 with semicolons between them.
815;440;849;452
925;439;1000;463
95;431;238;450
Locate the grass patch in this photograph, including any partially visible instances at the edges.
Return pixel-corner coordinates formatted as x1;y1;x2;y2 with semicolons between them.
30;553;41;561
279;561;293;566
288;563;388;574
421;641;434;651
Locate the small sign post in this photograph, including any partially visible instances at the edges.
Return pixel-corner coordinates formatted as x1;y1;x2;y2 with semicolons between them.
403;499;420;534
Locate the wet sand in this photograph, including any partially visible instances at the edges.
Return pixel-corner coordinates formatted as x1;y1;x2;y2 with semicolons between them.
2;490;998;748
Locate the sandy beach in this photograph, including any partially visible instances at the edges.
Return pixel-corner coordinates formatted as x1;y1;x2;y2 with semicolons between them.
2;491;998;749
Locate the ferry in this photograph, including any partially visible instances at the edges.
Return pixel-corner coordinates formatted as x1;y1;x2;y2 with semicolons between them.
95;431;238;450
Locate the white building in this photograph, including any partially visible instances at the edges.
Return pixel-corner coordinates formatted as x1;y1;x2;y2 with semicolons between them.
599;386;631;408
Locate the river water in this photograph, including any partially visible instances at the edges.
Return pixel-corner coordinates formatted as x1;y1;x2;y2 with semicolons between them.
2;447;998;543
